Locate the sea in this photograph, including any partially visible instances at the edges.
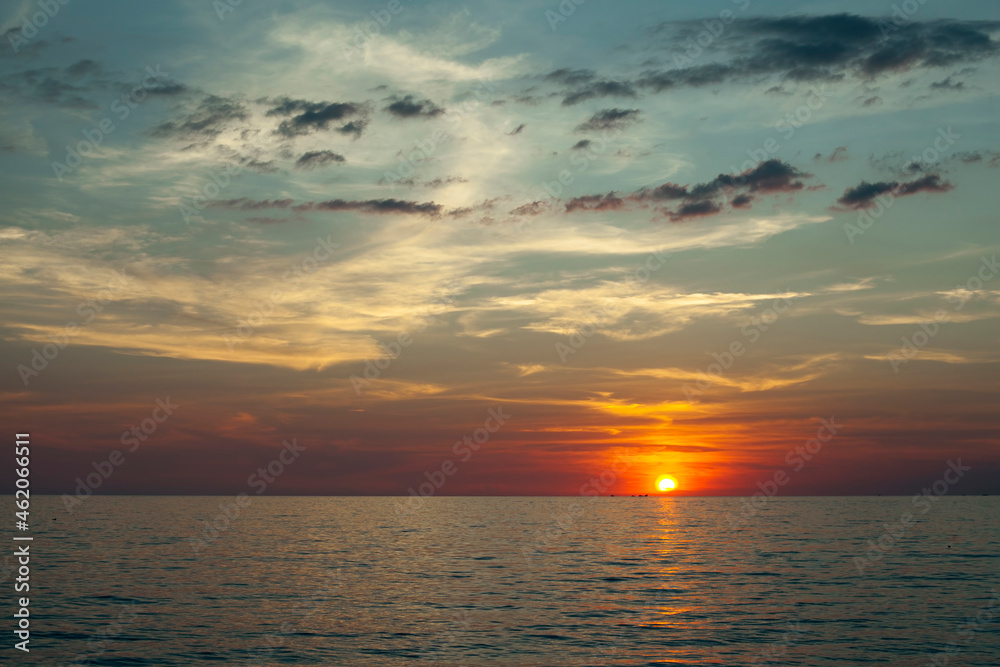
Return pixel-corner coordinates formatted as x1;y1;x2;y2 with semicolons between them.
4;496;999;665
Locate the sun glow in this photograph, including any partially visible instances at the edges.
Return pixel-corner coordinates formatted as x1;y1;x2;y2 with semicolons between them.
657;476;677;492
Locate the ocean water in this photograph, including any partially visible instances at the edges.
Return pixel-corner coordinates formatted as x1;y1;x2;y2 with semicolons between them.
5;496;999;666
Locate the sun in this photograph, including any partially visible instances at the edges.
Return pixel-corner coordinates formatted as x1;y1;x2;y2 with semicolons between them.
656;475;677;492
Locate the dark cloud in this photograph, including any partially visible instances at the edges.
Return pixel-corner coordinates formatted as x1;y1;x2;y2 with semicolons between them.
575;108;641;132
731;194;754;208
240;158;278;173
509;201;549;217
295;150;346;169
383;95;444;119
144;82;188;97
814;146;849;162
562;80;638;106
266;98;368;137
862;95;883;106
571;140;592;151
507;123;526;136
836;174;954;209
245;216;293;225
337;119;369;138
0;64;98;108
380;175;467;189
300;199;442;215
544;68;596;86
564;192;627;213
930;76;966;90
670;200;722;221
836;181;898;208
65;59;101;78
212;199;294;210
570;15;1000;99
448;197;505;218
557;159;812;221
213;197;442;216
895;173;954;196
738;159;810;193
872;148;1000;175
635;182;689;201
423;176;468;188
152;95;249;138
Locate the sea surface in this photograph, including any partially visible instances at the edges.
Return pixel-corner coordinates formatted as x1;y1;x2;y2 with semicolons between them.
4;496;999;666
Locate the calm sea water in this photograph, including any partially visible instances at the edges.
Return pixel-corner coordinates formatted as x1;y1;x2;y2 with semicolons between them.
4;496;999;665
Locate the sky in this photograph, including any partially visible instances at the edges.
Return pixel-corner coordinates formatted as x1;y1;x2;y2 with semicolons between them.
1;0;999;497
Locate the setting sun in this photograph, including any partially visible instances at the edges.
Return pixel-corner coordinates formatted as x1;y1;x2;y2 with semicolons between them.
657;476;677;492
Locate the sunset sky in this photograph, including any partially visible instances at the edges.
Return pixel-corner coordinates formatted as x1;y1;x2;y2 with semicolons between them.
2;0;999;497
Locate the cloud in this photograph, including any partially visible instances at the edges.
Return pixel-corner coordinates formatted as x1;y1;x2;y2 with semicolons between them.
575;108;641;132
836;174;954;209
383;94;444;119
550;159;813;222
543;68;596;86
506;123;526;136
266;98;368;137
213;197;444;216
930;76;967;90
509;201;548;217
836;181;897;208
212;199;294;210
561;80;638;106
295;150;346;169
151;95;249;139
670;200;722;221
731;194;753;208
541;15;1000;102
894;173;954;196
0;62;105;109
564;192;627;213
